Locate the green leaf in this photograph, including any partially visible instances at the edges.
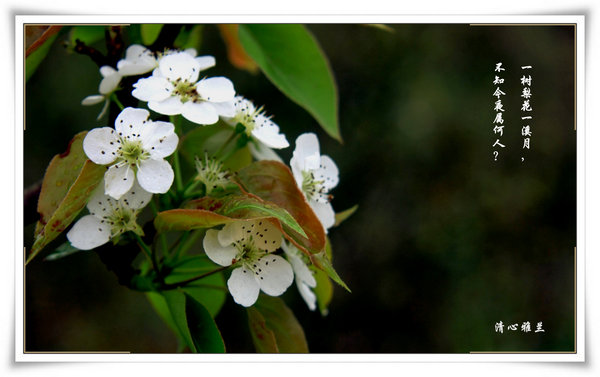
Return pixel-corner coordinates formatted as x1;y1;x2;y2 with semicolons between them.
162;290;225;353
174;25;204;50
141;24;164;45
179;122;251;173
238;24;341;141
310;250;350;292
70;25;106;46
235;160;326;255
155;194;306;238
26;26;61;81
145;291;182;340
164;256;226;317
28;132;106;264
313;269;333;316
185;293;226;353
247;295;308;353
43;242;82;261
334;205;358;227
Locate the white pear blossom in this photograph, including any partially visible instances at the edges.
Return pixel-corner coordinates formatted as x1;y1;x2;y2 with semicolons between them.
131;51;234;125
203;220;294;307
83;107;178;200
281;241;317;311
194;153;231;195
224;96;289;150
290;133;339;231
117;44;207;77
248;140;284;163
81;65;122;120
67;180;152;250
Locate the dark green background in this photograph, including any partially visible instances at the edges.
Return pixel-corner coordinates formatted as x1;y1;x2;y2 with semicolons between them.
24;24;576;353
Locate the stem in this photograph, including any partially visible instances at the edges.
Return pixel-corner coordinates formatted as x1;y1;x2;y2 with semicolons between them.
111;93;125;110
183;179;202;198
161;266;229;290
134;234;156;270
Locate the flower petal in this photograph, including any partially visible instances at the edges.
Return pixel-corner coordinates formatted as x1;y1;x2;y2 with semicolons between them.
137;159;174;194
99;72;121;95
282;242;316;287
132;76;172;102
118;179;152;210
297;281;317;311
104;164;135;200
248;140;283;162
181;101;219;125
249;220;283;252
140;120;178;159
203;229;237;267
256;254;294;297
196;77;235;103
217;221;247;246
86;183;117;216
115;107;150;139
148;96;185;116
227;266;260;307
81;94;105;106
67;215;111;250
251;116;289;149
210;100;236;118
118;45;157;76
313;155;339;190
196;55;216;71
292;133;321;171
100;66;117;78
83;127;119;165
309;200;335;231
159;52;201;82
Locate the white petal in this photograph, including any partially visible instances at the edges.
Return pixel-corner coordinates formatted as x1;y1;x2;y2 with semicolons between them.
81;94;105;106
99;71;121;95
196;77;235;103
248;140;283;162
148;96;185;116
115;107;150;139
118;45;157;76
217;221;247;246
137;159;174;194
87;183;118;216
140;120;179;159
83;127;119;165
67;215;111;250
282;242;316;287
251;116;289;149
181;101;219;125
227;267;260;307
256;255;294;297
100;66;117;78
104;164;135;200
183;48;198;57
118;179;152;210
293;133;321;170
132;76;172;102
249;220;283;252
297;281;317;311
159;52;201;82
195;55;216;71
313;155;339;190
310;200;335;231
203;229;237;267
210;100;236;118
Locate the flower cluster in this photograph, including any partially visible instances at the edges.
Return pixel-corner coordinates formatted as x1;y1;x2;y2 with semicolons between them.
70;43;342;312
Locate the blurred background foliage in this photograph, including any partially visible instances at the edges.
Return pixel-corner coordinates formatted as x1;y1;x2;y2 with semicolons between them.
24;23;575;353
